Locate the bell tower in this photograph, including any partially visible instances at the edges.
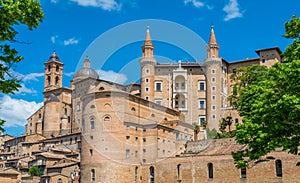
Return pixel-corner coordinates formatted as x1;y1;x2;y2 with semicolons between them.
139;26;157;101
44;51;64;92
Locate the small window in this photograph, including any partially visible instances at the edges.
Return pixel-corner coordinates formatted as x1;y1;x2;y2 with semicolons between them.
212;95;216;101
104;116;111;121
145;78;149;83
143;128;146;132
262;59;266;63
199;100;205;109
135;151;138;157
212;114;216;120
90;118;95;129
212;105;216;111
212;77;216;83
211;69;216;74
126;149;130;158
89;149;93;156
126;136;130;140
135;167;139;181
199;81;206;91
131;107;136;111
56;65;59;72
275;160;282;177
91;169;95;181
48;65;51;72
57;178;62;183
155;82;162;91
145;87;149;92
39;114;42;118
241;168;246;179
212;86;216;91
99;87;105;91
145;96;149;100
90;105;95;109
150;166;154;183
143;138;146;142
208;163;213;179
145;68;150;74
126;125;130;130
235;118;239;124
199;116;206;126
47;76;51;86
55;76;59;86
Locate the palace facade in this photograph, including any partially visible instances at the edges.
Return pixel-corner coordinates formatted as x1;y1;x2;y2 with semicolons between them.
0;26;299;183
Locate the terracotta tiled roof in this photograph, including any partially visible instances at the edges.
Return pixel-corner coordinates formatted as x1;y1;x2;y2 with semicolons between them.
36;152;65;159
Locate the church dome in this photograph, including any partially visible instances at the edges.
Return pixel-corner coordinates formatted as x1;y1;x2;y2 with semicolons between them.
73;56;99;80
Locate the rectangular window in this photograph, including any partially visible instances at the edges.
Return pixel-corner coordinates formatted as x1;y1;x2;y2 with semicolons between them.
126;136;130;140
155;81;162;91
199;81;206;91
199;116;206;126
199;99;205;109
89;149;93;156
126;149;130;159
241;168;247;179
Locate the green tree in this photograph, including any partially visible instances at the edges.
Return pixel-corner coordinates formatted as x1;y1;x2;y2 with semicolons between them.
29;166;43;176
231;15;300;168
0;0;44;129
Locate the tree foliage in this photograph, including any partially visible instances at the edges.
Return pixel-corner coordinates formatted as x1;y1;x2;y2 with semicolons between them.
231;15;300;168
29;166;43;177
0;0;43;131
0;0;44;94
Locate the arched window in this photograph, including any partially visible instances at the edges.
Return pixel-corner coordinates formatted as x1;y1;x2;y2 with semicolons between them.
275;160;282;177
90;118;95;129
177;164;181;180
90;105;95;109
47;76;51;86
56;65;59;72
175;75;185;90
99;87;105;91
57;178;62;183
135;167;138;181
174;93;185;109
149;166;154;183
91;169;95;181
48;65;51;72
55;76;59;86
104;115;111;121
208;163;213;179
64;108;67;115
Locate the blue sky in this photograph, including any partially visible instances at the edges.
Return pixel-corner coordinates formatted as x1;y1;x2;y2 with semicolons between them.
0;0;299;136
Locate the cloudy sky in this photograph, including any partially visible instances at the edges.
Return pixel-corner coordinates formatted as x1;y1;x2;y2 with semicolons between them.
0;0;299;136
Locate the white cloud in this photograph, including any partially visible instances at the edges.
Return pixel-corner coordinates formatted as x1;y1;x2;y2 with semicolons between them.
96;69;127;84
16;84;38;95
184;0;204;8
64;72;75;77
70;0;121;11
51;35;58;44
50;0;58;3
223;0;243;21
63;37;79;46
20;73;44;82
0;96;43;127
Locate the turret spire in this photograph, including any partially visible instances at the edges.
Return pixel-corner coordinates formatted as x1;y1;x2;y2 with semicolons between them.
142;26;154;58
207;25;220;59
209;25;217;45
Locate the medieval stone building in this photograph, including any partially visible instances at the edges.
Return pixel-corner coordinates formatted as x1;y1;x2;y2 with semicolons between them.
1;26;298;183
